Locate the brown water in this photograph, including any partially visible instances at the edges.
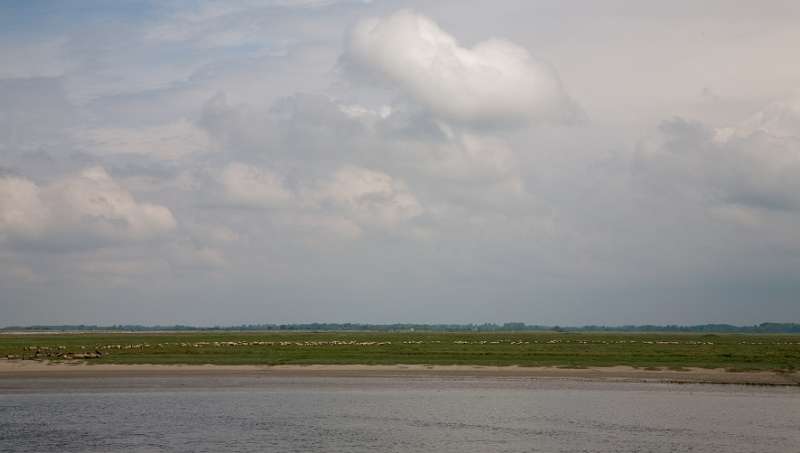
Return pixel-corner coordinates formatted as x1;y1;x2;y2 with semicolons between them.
1;376;798;452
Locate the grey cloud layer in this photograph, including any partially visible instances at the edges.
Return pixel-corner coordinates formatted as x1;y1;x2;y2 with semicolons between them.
636;96;800;222
1;2;799;326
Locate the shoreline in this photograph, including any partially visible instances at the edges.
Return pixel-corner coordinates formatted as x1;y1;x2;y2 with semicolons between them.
1;360;798;386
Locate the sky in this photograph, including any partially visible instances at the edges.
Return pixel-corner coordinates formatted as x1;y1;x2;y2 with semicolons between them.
1;0;800;326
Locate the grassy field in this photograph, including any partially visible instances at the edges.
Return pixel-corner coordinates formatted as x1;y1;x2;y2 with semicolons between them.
1;331;799;371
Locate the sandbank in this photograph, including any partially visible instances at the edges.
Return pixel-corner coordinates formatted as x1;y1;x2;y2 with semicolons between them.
0;360;798;386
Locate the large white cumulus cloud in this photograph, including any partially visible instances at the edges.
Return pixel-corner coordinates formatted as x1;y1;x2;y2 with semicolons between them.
345;10;576;126
0;167;176;247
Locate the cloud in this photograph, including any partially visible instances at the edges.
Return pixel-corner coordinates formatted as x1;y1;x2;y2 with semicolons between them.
316;165;423;228
218;161;422;236
714;94;800;141
168;240;229;270
80;119;212;160
200;92;370;163
0;167;176;248
220;162;293;208
635;96;800;224
0;176;49;238
344;10;577;126
201;91;526;202
402;126;520;185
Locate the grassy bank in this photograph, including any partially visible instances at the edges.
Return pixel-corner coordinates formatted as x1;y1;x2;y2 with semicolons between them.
1;331;798;371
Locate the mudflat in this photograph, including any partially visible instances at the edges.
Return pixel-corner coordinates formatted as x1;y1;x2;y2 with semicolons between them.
1;360;798;386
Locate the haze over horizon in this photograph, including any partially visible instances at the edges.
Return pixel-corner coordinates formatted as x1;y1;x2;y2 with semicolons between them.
2;1;800;327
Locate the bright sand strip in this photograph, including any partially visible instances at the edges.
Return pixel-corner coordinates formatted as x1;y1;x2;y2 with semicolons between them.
0;360;798;386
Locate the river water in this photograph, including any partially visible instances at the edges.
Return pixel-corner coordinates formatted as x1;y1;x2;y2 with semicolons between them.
1;376;798;452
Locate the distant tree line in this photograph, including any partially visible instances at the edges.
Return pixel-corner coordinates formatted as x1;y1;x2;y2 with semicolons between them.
2;322;800;333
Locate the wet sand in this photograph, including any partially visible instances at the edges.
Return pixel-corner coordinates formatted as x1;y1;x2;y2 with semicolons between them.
1;360;797;385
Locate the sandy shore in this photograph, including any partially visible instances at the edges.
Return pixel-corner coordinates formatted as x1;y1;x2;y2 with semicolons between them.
0;360;797;385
